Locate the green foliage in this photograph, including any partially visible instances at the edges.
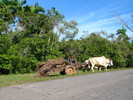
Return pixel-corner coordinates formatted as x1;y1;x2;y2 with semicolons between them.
0;54;12;74
0;0;133;75
126;41;133;67
0;34;11;54
10;55;38;74
116;26;130;41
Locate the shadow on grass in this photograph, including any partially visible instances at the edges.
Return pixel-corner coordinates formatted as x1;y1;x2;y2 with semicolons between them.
48;74;60;77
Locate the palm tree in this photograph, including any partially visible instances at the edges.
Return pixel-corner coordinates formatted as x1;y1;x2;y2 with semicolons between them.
0;0;15;34
0;0;14;21
116;26;129;41
14;0;26;12
0;0;26;16
23;2;45;14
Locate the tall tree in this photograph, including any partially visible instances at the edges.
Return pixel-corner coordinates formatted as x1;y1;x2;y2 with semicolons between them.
116;26;129;41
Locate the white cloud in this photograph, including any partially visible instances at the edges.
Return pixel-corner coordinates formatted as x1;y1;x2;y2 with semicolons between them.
79;17;114;29
76;13;133;39
77;12;95;23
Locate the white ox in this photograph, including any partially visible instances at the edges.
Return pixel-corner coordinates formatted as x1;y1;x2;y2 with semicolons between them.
83;56;113;72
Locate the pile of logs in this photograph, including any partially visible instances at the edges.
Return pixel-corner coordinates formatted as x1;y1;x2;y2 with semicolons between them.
34;58;69;77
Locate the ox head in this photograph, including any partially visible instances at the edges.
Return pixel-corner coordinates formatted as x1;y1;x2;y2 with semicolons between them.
84;59;89;65
108;58;113;66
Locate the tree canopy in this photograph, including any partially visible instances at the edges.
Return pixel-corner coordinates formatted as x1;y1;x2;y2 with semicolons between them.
0;0;133;74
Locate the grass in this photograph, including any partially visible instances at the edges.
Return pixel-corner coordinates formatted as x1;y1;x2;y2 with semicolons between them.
0;68;132;88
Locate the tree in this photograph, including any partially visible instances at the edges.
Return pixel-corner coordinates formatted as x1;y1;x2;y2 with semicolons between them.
116;26;129;41
60;39;83;60
0;0;14;34
115;14;133;33
22;2;45;13
56;20;78;39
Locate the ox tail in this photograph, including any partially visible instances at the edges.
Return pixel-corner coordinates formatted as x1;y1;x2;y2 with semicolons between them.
83;60;91;72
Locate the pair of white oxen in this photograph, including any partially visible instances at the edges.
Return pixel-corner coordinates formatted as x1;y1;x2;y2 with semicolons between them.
83;56;113;72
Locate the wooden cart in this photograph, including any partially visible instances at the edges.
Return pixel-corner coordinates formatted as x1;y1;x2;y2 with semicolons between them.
35;58;83;77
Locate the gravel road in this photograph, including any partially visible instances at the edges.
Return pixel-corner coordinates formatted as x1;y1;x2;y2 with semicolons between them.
0;69;133;100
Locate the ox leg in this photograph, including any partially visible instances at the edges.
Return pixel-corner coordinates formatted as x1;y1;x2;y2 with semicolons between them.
83;65;88;72
91;65;95;72
98;67;101;71
105;67;107;71
87;65;90;71
103;66;107;71
83;66;87;72
83;65;90;72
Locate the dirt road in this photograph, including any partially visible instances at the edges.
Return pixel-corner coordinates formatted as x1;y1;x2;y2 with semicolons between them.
0;69;133;100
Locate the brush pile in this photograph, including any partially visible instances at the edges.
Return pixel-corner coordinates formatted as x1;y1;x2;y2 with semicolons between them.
35;58;69;77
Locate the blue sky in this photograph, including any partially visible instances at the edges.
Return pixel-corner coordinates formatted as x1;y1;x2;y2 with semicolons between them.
26;0;133;39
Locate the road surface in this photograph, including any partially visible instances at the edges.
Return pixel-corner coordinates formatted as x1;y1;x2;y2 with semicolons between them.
0;69;133;100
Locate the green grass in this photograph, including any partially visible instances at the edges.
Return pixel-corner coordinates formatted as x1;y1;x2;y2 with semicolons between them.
0;68;132;88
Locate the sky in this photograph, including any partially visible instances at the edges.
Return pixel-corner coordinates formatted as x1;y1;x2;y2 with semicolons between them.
26;0;133;39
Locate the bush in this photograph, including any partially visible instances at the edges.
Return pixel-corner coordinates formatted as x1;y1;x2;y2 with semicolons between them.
10;55;38;74
0;54;12;74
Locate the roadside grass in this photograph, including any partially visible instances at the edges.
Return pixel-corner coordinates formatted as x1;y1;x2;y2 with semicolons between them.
0;68;132;88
